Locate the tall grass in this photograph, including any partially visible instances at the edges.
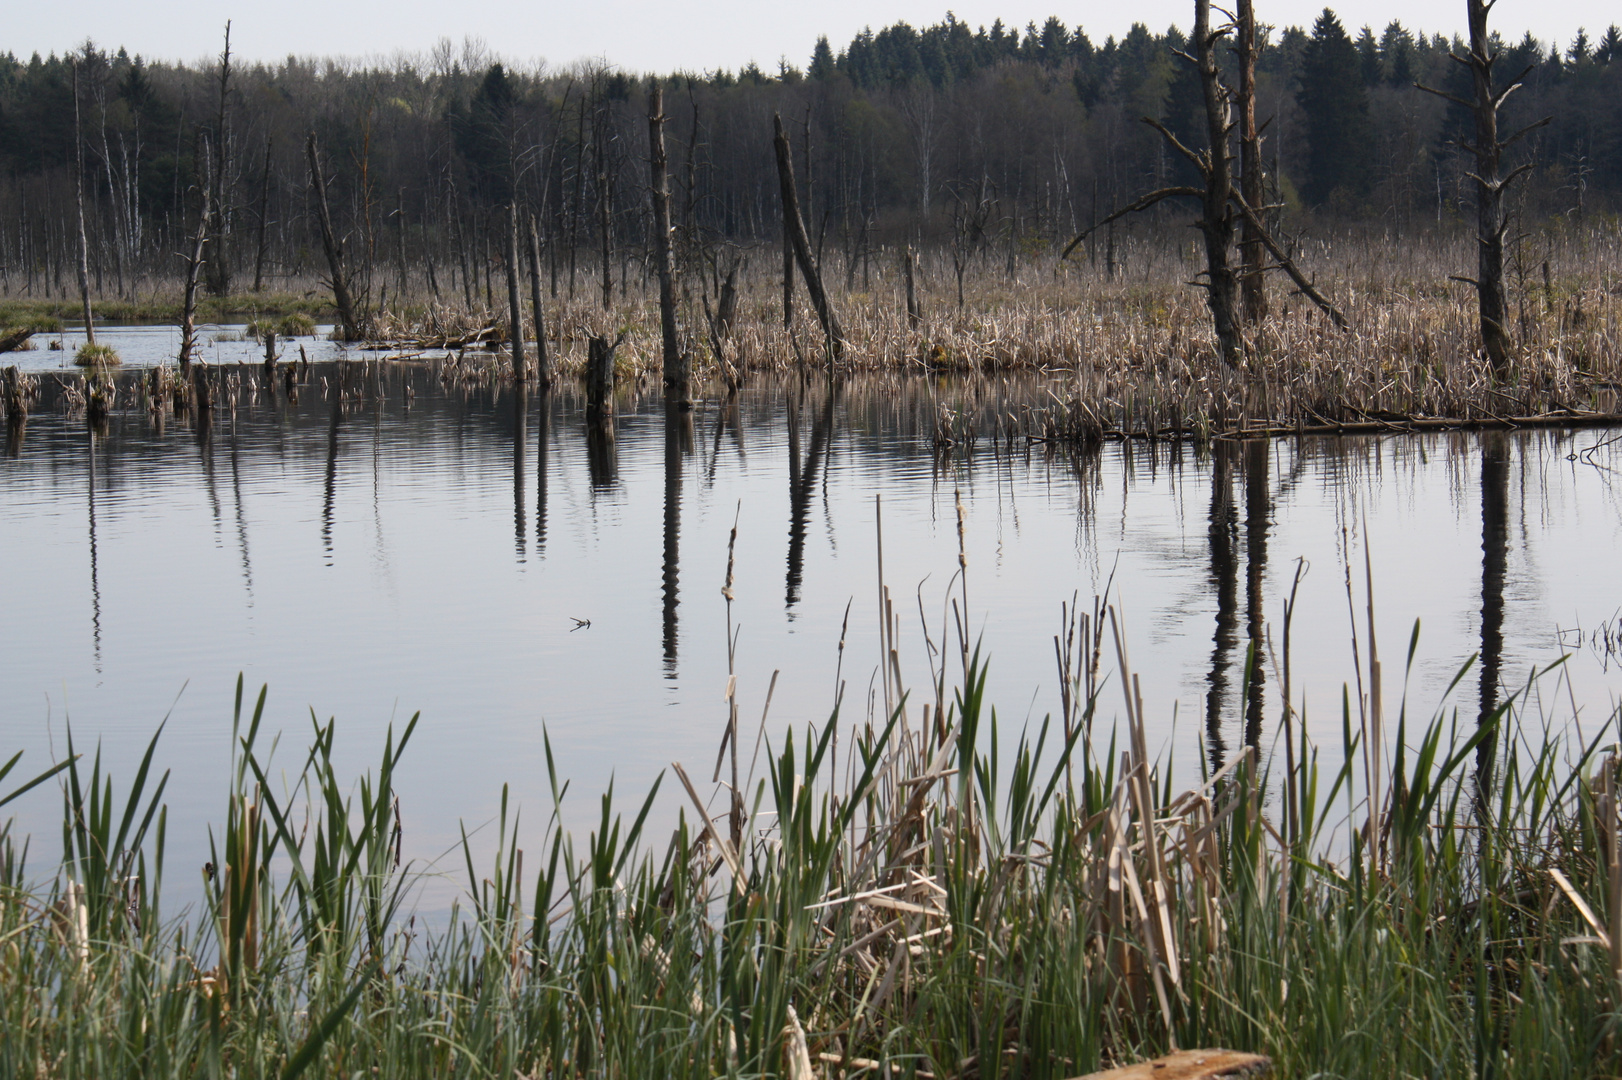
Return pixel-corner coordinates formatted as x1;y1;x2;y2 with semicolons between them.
2;574;1621;1077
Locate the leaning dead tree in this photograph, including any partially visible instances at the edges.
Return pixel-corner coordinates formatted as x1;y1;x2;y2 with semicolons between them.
1063;0;1345;368
773;113;845;367
1418;0;1550;380
305;133;362;341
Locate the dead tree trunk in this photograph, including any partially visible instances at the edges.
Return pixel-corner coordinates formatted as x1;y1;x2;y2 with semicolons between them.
252;134;272;292
586;333;623;416
648;85;687;395
204;23;233;297
505;203;526;382
596;111;613;312
72;61;95;348
1191;0;1241;369
1062;0;1348;346
526;214;552;387
772;113;845;367
306;133;360;341
1419;0;1549;380
1236;0;1267;325
903;246;922;328
178;181;211;373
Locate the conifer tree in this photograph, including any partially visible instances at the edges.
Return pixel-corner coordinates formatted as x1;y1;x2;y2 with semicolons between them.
1297;9;1373;206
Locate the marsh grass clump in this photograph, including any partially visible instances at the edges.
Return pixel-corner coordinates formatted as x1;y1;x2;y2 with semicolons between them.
277;312;316;338
73;341;120;367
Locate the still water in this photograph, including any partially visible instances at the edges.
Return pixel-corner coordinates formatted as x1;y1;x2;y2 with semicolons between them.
4;324;1622;900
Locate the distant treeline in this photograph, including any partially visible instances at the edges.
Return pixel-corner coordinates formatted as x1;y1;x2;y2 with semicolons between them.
0;9;1618;303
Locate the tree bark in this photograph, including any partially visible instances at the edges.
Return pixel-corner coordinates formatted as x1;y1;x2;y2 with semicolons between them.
772;113;844;366
72;60;95;348
1236;0;1268;324
178;181;210;373
648;85;686;394
1193;0;1241;369
252;134;272;293
204;23;233;297
526;214;552;387
305;133;360;340
505;202;526;382
1418;0;1548;379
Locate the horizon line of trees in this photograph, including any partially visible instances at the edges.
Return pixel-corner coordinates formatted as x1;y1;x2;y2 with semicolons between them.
0;8;1618;307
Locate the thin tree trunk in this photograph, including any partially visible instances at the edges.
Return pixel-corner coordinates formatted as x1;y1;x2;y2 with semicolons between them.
1193;0;1241;368
205;23;233;297
305;133;359;340
505;203;526;381
72;61;95;348
1237;0;1267;324
178;181;210;373
648;85;686;394
252;134;272;293
526;214;551;386
597;119;613;312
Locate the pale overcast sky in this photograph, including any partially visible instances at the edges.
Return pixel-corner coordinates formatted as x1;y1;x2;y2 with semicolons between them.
9;1;1615;73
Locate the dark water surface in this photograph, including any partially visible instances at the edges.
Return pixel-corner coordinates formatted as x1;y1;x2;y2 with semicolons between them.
5;325;1622;903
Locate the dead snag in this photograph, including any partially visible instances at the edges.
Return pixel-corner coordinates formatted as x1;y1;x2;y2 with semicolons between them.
1236;0;1268;324
1190;0;1241;368
526;214;552;387
71;59;95;349
772;113;845;367
178;177;211;373
505;203;526;382
1418;0;1550;380
305;133;361;341
648;85;687;395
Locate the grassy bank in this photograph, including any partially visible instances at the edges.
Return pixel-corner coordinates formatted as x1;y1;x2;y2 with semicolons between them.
0;292;335;330
2;571;1619;1078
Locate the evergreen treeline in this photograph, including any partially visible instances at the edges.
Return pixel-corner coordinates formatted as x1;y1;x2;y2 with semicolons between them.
0;10;1618;303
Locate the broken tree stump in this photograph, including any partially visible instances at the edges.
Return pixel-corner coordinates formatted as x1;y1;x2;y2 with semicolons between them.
1068;1049;1271;1080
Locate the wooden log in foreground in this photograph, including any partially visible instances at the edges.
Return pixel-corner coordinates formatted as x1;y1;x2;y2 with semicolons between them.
1068;1048;1271;1080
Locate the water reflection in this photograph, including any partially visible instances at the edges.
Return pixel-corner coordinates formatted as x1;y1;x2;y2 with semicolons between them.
322;390;342;565
786;384;834;611
1243;440;1270;748
662;396;693;673
585;413;616;489
1205;440;1239;772
1479;433;1510;729
513;384;528;564
86;429;103;673
535;389;550;554
2;358;1620;869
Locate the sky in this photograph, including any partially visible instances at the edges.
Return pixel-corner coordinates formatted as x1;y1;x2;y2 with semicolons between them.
8;0;1617;74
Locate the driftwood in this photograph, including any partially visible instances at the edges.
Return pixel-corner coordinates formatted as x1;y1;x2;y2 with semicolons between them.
0;328;34;354
1068;1049;1270;1080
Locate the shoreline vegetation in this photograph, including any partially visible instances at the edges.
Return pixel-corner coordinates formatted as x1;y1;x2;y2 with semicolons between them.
2;562;1620;1078
6;225;1621;445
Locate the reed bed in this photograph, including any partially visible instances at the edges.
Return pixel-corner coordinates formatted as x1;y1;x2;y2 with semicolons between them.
374;221;1622;439
3;530;1621;1079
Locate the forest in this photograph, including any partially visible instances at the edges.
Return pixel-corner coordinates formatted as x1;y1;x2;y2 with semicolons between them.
0;8;1618;307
